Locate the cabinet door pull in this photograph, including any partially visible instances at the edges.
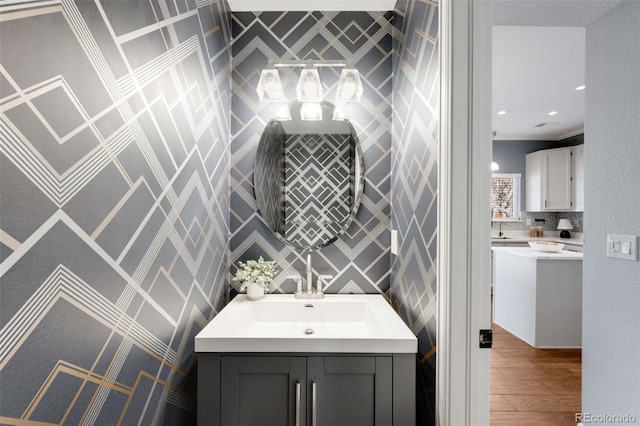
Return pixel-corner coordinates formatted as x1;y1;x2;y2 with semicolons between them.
295;381;301;426
312;381;317;426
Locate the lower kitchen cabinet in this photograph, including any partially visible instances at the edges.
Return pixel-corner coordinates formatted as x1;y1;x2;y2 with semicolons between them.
198;353;415;426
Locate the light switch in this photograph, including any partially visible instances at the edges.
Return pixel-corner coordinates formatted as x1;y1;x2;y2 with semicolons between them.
391;230;398;256
607;235;638;261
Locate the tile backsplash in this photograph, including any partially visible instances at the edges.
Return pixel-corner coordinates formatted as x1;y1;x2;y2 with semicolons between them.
492;211;584;234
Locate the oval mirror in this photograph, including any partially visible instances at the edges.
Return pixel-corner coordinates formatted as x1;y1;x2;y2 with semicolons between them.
254;100;365;251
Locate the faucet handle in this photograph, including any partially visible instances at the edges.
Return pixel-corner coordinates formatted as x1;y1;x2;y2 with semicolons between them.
287;275;303;293
316;275;333;293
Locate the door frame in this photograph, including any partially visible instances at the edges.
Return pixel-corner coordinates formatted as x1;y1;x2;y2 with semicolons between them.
437;0;493;425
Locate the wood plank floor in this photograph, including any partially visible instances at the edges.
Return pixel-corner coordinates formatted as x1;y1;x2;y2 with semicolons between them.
491;323;582;426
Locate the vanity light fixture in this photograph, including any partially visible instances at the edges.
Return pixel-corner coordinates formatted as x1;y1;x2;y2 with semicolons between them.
274;105;292;121
332;107;347;121
257;60;363;108
256;62;286;102
300;102;323;121
296;67;323;102
335;68;363;102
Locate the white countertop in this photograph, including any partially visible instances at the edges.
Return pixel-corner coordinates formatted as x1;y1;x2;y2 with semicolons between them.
492;246;583;260
195;294;417;354
491;235;584;245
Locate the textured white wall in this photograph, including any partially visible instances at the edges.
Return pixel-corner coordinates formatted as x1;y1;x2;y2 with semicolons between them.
584;0;640;420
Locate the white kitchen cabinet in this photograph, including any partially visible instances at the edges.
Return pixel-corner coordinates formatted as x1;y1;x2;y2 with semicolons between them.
571;144;585;212
526;147;573;211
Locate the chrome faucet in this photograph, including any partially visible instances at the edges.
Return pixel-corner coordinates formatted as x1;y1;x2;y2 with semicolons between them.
288;253;331;299
306;253;313;295
499;222;505;237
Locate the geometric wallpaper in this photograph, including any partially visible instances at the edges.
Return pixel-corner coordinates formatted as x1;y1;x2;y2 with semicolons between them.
0;0;231;424
282;133;353;250
391;1;439;424
230;11;394;296
1;1;440;424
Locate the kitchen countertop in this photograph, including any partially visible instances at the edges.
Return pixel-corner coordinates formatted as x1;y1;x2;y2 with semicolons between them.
491;235;584;246
492;246;583;260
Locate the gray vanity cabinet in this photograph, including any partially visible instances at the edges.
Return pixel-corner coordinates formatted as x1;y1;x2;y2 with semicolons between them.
198;353;414;426
220;356;306;426
306;356;392;426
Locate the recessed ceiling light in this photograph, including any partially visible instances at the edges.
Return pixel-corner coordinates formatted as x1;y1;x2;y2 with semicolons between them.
576;85;586;91
548;111;558;116
498;110;507;115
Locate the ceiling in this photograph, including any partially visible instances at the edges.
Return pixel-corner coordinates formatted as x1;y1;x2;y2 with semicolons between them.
228;0;622;141
492;0;622;141
492;0;623;27
492;26;586;141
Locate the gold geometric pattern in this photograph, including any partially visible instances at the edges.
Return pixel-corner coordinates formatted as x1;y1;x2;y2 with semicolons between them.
0;0;231;424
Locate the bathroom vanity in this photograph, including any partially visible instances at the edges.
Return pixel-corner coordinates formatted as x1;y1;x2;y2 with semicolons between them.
195;295;417;425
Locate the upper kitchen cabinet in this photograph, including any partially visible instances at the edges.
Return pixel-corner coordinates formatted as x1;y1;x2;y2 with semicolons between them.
571;145;585;212
526;147;573;211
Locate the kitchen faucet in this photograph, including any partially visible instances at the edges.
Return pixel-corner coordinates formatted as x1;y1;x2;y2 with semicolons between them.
499;222;505;237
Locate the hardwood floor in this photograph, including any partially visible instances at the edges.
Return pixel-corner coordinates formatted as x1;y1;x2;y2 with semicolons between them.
490;323;582;425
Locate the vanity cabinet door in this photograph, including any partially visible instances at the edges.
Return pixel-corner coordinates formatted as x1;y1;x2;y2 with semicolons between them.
307;356;392;426
220;356;307;426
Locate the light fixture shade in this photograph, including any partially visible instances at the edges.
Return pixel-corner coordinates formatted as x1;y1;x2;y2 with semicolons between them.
557;219;574;230
300;102;323;121
274;105;292;121
335;68;363;102
491;161;500;171
332;106;347;121
296;68;323;102
256;69;286;102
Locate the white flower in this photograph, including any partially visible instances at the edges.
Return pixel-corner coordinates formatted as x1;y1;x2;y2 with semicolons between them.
233;256;277;291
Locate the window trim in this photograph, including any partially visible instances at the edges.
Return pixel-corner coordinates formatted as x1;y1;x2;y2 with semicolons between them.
491;173;522;222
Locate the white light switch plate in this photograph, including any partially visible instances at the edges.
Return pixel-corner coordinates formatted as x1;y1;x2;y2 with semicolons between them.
607;234;638;261
391;230;398;256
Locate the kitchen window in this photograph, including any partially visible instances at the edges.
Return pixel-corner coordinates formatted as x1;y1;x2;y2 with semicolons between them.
491;173;521;221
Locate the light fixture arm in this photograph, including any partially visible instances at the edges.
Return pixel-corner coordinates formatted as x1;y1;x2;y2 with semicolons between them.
273;60;349;68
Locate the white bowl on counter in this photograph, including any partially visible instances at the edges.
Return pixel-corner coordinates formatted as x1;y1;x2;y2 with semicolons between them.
529;241;564;252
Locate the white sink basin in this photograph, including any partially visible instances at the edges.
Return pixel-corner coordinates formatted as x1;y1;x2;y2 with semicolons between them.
251;299;368;322
195;294;417;353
